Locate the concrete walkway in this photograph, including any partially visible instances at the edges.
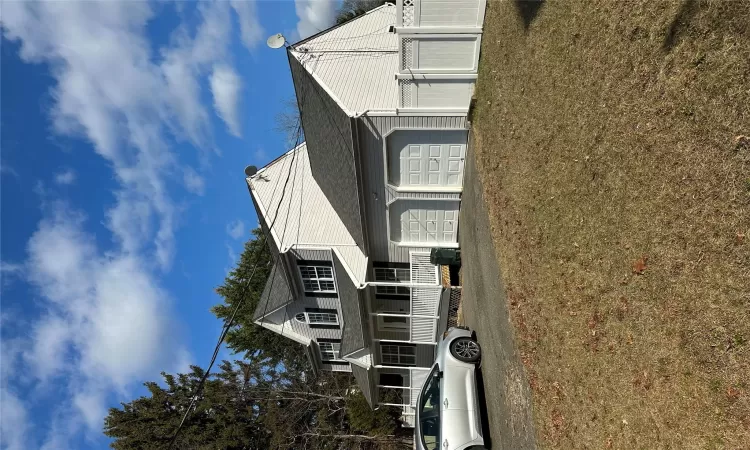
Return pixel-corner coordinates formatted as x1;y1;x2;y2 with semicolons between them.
459;139;537;449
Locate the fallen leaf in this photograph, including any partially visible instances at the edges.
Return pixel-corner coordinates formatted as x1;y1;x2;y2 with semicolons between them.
727;386;741;401
606;437;613;449
632;255;648;274
734;135;750;151
737;232;745;244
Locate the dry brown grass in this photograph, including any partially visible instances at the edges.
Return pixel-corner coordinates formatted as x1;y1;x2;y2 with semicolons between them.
471;0;750;448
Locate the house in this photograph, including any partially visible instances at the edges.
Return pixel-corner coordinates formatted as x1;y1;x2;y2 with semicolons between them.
246;1;486;427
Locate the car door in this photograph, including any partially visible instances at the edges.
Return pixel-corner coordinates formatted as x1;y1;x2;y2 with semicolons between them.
440;361;477;449
417;366;442;450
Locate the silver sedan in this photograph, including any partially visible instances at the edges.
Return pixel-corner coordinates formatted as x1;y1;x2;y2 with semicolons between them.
415;327;487;450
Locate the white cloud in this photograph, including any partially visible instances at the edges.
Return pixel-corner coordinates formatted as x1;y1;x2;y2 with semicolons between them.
210;64;243;137
294;0;337;40
1;261;23;288
1;0;247;270
0;0;265;442
230;0;264;50
226;219;245;240
0;387;29;450
183;167;206;196
18;205;190;443
54;168;76;185
1;162;20;178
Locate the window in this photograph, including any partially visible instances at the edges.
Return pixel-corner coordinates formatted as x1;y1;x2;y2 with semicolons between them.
295;311;339;325
318;340;341;361
418;366;441;450
380;344;416;366
377;315;409;331
374;267;410;297
299;265;335;293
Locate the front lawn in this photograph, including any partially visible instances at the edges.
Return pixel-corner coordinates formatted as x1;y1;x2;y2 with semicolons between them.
472;0;749;447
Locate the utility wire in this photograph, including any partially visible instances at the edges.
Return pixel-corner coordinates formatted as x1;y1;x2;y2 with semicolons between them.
168;121;305;448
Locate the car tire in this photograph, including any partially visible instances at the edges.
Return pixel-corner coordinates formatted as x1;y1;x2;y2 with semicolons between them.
449;337;481;363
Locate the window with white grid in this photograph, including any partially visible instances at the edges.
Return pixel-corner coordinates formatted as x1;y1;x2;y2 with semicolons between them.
374;267;410;296
380;344;416;366
299;265;335;293
295;312;339;325
319;341;341;361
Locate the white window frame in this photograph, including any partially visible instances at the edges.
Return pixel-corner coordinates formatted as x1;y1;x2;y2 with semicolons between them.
380;344;416;366
374;267;410;296
319;341;342;361
294;311;339;325
298;265;336;293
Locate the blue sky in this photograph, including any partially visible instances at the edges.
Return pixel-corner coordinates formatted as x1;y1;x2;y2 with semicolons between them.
0;1;339;448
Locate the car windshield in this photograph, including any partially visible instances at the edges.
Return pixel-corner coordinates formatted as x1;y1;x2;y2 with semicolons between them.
418;366;441;450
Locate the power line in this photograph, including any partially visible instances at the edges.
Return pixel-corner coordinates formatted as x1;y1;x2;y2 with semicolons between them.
168;121;304;449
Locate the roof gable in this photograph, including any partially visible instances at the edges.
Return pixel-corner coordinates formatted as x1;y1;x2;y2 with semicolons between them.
289;4;398;115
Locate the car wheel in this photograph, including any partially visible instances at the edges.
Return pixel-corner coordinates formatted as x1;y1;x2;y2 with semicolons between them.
450;337;481;363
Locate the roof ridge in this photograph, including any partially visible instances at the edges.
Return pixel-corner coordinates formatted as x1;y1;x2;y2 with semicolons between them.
291;3;395;48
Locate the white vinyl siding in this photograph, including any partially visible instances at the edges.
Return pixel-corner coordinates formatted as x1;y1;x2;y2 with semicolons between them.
247;146;366;284
410;0;485;27
381;344;417;365
286;296;344;341
402;37;479;71
299;265;336;293
401;79;474;109
290;5;398;113
418;38;476;70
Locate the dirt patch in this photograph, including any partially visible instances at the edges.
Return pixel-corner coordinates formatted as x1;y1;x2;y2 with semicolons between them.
472;0;750;448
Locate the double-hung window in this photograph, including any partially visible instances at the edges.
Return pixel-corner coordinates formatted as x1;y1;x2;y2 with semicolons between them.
299;265;335;293
374;266;410;297
380;344;416;366
318;340;341;361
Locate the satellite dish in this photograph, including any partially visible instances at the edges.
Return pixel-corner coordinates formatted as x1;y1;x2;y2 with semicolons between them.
244;165;258;177
266;33;286;49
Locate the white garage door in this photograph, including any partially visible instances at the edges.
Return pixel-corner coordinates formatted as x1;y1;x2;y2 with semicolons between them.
390;200;459;245
388;130;467;189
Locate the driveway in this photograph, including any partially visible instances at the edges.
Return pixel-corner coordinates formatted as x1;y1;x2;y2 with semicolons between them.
459;138;537;449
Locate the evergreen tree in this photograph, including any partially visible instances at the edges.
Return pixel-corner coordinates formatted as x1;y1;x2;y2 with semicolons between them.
212;228;307;372
335;0;390;24
105;230;411;449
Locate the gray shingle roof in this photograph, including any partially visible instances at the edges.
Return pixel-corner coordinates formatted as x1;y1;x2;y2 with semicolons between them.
351;364;376;407
334;252;367;357
287;52;365;251
252;263;293;322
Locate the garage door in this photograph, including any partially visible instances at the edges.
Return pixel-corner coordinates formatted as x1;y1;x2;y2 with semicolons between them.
389;200;459;245
388;130;467;189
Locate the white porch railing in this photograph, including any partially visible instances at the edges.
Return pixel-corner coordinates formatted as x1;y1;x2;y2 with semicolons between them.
410;252;441;342
370;253;441;343
410;251;439;284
